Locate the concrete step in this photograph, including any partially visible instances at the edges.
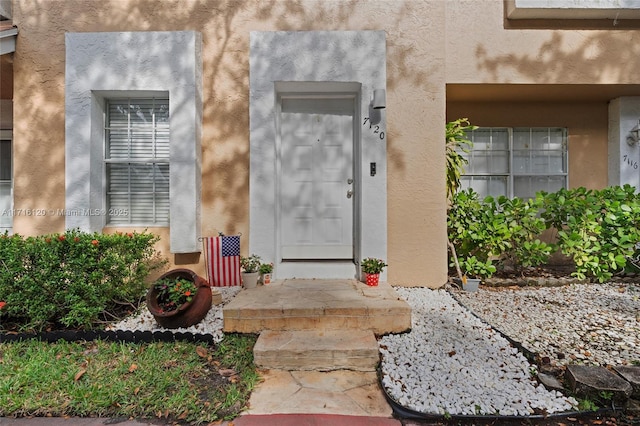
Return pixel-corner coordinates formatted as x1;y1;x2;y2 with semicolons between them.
245;369;393;417
223;279;411;334
254;330;380;372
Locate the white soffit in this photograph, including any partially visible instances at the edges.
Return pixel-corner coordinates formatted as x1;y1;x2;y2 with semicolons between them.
506;0;640;19
0;27;17;55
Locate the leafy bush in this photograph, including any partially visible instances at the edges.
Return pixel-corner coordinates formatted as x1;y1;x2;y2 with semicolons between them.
448;189;551;278
448;185;640;282
445;118;477;201
0;229;163;331
539;185;640;282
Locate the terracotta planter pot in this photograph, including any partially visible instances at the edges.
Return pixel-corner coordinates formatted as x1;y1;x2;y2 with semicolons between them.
146;269;212;329
364;273;380;286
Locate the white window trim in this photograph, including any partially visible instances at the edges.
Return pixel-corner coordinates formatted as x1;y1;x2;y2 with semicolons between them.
65;31;202;253
0;129;12;234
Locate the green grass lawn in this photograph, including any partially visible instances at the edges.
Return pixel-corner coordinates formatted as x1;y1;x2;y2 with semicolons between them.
0;334;259;424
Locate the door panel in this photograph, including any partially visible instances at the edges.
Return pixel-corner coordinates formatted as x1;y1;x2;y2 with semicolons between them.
0;139;12;231
280;99;353;260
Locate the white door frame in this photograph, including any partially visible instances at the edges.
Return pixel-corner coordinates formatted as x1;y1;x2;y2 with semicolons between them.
274;82;362;279
0;129;13;234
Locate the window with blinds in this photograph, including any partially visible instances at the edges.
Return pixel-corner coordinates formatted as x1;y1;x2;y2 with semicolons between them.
105;98;170;225
461;127;568;199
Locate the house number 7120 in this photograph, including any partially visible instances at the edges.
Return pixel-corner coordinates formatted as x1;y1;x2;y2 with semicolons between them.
363;117;385;140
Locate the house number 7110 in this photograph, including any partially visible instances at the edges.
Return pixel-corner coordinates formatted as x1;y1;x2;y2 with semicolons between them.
363;117;385;140
623;154;639;170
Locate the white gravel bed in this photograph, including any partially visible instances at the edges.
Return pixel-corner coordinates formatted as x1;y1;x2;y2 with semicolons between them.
106;287;242;343
378;288;578;417
108;282;640;417
453;282;640;367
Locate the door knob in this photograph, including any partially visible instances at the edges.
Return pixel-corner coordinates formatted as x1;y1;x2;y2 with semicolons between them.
347;189;353;199
347;178;353;184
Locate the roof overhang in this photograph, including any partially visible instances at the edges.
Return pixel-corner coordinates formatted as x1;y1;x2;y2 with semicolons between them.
0;25;17;55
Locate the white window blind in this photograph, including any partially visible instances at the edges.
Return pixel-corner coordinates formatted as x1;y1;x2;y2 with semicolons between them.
461;127;568;199
105;98;170;225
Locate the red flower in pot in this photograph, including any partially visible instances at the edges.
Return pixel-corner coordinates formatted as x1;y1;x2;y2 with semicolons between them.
146;269;212;329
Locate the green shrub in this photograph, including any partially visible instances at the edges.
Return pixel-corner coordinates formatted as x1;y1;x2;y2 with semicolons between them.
449;185;640;283
445;118;477;201
0;230;163;331
448;189;551;278
539;185;640;282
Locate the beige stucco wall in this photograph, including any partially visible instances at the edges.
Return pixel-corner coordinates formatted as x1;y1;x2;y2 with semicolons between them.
447;100;609;190
11;0;448;286
9;0;640;286
445;0;640;85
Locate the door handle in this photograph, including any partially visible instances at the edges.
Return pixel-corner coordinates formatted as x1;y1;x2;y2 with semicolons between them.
347;189;353;199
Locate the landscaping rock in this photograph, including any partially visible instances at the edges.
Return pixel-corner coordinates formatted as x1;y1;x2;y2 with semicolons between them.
614;365;640;399
565;365;633;403
538;372;565;391
212;288;223;305
626;398;640;415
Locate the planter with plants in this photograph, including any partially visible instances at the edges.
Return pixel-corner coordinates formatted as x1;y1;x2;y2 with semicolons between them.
445;118;483;291
259;262;273;285
240;254;261;289
361;257;387;286
146;268;212;329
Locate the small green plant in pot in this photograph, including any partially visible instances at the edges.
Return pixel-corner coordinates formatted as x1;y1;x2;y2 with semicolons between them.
259;262;274;285
146;268;212;329
361;257;387;286
445;118;484;291
240;254;261;288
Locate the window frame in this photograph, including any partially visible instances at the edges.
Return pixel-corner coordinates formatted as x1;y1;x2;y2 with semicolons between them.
65;31;202;253
461;127;569;199
104;97;170;227
0;129;12;233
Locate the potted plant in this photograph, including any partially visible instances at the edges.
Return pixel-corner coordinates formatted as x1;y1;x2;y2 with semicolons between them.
445;118;483;291
360;257;387;286
240;254;261;289
146;268;212;328
259;262;273;285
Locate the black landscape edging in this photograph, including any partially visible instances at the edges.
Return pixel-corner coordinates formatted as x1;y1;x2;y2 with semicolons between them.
377;286;616;422
379;368;613;422
447;288;539;365
0;329;218;344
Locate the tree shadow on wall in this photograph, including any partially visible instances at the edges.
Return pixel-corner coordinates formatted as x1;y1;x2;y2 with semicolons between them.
15;0;432;241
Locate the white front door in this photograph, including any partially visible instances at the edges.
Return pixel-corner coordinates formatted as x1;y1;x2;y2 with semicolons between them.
0;135;12;234
279;97;354;260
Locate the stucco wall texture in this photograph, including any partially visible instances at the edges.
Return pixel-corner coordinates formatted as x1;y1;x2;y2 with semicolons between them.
9;0;640;287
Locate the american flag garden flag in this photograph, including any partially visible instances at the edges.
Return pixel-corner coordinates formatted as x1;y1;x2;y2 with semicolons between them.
204;235;242;287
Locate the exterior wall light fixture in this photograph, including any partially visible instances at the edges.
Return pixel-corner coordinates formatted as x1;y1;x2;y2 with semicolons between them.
628;120;640;146
372;89;386;109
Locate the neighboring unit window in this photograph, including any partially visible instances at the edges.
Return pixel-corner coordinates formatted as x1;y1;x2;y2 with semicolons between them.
461;127;568;199
105;98;170;225
0;138;11;232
